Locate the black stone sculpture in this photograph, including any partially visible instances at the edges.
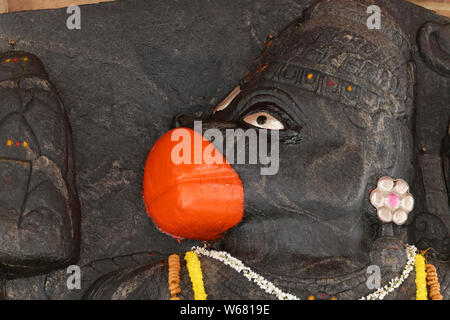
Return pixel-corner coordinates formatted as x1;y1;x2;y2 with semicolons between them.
84;0;450;300
0;0;447;300
0;51;80;278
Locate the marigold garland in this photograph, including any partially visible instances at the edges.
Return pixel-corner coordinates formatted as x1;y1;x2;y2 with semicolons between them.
415;254;428;300
185;251;207;300
426;264;443;300
168;254;181;300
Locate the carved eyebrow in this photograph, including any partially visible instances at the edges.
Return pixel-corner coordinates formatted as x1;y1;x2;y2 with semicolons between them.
213;86;241;113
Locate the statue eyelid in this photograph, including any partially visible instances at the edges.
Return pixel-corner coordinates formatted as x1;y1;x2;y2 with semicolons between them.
241;111;286;130
238;104;300;131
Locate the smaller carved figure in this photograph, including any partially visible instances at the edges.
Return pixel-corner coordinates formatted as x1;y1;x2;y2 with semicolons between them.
0;51;80;278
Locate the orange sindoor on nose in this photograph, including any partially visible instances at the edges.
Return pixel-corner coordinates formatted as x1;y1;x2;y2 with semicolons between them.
143;128;244;241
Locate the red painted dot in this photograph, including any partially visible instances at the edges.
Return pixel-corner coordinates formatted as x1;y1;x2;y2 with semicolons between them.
320;293;326;298
13;58;18;62
329;81;334;87
16;141;20;146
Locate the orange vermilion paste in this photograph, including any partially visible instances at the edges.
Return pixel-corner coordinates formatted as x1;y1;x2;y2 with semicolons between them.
143;128;244;240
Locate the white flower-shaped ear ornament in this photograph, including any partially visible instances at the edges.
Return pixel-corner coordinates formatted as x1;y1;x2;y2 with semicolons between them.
370;176;414;225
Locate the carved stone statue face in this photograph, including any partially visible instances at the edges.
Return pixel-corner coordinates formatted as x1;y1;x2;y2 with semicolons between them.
149;0;416;276
206;73;386;266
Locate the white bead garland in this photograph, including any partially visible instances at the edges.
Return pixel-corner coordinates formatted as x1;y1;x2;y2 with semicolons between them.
192;246;300;300
359;244;417;300
192;244;418;300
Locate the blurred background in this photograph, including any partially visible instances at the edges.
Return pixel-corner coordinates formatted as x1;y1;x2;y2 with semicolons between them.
409;0;450;16
0;0;114;13
0;0;449;17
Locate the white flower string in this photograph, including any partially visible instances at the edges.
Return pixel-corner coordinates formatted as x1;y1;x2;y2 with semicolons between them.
192;246;300;300
360;244;417;300
192;244;418;300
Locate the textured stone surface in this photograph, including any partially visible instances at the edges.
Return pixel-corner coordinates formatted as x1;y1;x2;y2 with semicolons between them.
0;0;448;299
0;51;80;279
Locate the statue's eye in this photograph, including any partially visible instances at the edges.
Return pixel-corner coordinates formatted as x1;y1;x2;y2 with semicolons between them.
213;86;241;114
242;112;285;130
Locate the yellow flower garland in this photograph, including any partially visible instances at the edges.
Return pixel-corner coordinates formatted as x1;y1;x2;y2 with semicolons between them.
170;246;442;301
185;251;207;300
415;254;428;300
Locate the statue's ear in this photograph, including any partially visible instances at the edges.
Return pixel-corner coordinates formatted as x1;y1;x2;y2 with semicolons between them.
418;22;450;77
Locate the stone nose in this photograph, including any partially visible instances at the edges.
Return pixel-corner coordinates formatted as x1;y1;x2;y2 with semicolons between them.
142;127;244;240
